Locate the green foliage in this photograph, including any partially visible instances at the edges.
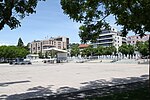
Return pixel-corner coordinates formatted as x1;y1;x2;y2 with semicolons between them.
81;46;93;56
136;41;149;57
0;45;7;58
17;38;30;53
81;46;116;56
105;46;117;55
45;51;49;58
17;38;24;47
0;46;29;59
61;0;150;42
61;0;110;43
38;51;44;58
119;44;134;56
70;43;80;57
0;0;45;30
24;43;30;51
95;46;104;55
104;0;150;37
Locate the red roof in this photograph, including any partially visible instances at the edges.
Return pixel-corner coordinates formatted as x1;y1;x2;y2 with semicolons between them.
79;44;89;48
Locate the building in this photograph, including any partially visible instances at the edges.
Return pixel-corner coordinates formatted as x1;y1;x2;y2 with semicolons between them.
29;37;69;54
92;28;126;51
78;44;90;50
127;34;150;45
26;54;39;60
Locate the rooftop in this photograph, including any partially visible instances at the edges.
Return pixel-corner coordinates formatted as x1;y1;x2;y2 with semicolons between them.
79;44;90;48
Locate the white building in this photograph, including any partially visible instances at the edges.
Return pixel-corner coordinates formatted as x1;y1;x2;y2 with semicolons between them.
92;28;126;51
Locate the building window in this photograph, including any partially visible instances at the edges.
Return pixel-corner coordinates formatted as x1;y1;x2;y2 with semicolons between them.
58;46;61;49
128;37;131;40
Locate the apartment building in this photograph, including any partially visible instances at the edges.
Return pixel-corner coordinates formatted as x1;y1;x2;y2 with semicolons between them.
29;37;69;54
127;34;150;45
92;28;126;51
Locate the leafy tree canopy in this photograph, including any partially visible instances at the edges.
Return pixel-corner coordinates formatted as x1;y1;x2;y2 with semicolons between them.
81;46;116;56
118;44;134;56
70;43;80;56
38;51;44;58
0;45;29;59
61;0;150;43
136;41;149;57
0;0;45;30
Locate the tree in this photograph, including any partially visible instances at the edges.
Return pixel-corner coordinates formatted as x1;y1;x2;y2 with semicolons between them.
0;46;29;60
0;0;45;30
17;37;24;47
45;51;49;58
118;44;134;56
81;45;93;56
24;43;30;51
136;41;149;57
104;46;117;55
61;0;110;43
0;46;7;59
70;43;80;57
95;46;105;55
81;46;116;56
38;51;44;58
61;0;150;42
103;0;150;37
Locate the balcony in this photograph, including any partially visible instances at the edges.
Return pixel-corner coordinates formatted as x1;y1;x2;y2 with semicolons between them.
42;44;55;47
97;37;113;41
95;41;113;45
99;32;116;37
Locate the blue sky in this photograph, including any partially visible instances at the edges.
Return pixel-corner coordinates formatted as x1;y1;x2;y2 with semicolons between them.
0;0;134;46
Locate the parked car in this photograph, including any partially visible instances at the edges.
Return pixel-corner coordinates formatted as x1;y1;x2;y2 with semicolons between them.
9;58;32;65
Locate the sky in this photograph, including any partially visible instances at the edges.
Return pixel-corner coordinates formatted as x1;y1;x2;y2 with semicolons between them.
0;0;134;46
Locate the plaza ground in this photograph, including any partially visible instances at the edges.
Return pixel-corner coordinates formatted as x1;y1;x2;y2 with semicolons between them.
0;62;149;100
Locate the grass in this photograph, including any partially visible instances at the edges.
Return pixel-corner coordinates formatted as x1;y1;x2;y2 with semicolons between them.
86;86;150;100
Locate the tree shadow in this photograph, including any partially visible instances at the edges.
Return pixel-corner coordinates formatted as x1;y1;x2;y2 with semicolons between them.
0;74;149;100
0;85;54;100
0;80;30;87
56;86;78;94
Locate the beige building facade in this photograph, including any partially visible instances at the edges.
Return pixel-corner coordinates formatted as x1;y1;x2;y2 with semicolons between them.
127;34;150;45
29;37;69;54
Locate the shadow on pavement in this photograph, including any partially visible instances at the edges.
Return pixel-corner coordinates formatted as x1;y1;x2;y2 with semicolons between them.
0;80;30;87
0;74;149;100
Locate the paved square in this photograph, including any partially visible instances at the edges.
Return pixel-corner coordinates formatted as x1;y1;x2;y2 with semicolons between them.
0;63;149;99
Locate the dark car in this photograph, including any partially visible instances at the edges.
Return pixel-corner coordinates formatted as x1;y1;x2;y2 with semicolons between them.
9;58;32;65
